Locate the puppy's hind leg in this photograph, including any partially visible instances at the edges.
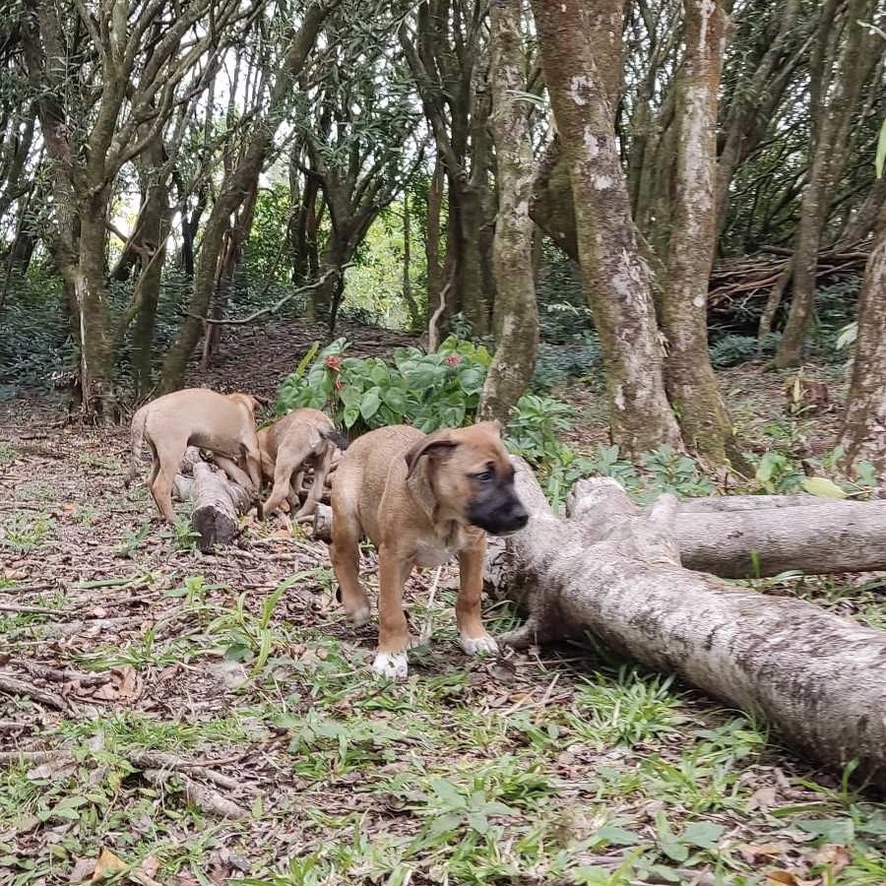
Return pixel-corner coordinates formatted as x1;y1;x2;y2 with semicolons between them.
149;443;182;524
329;510;371;627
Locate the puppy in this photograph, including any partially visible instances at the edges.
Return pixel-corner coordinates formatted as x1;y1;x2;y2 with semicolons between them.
259;408;348;521
329;422;529;679
127;388;262;523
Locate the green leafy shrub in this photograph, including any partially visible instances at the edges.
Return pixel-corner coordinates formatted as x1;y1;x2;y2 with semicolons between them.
277;335;491;434
708;333;779;368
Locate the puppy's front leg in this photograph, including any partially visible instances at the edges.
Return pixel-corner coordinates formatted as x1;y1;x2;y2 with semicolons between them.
456;532;498;657
374;547;415;679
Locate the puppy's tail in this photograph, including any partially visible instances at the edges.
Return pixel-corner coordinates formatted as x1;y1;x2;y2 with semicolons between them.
125;408;148;489
320;428;349;451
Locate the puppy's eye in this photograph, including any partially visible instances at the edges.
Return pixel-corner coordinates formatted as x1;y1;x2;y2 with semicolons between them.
473;468;495;482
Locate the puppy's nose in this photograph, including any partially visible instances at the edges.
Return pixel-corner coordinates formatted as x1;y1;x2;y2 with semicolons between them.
509;501;529;529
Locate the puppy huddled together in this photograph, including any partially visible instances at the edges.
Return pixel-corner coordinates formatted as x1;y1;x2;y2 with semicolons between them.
127;386;529;678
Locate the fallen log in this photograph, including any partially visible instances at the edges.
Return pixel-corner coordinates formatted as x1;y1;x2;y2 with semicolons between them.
485;467;886;788
673;496;886;578
174;461;251;553
313;494;886;578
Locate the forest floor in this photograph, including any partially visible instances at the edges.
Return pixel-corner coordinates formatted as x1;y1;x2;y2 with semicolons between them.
2;318;886;886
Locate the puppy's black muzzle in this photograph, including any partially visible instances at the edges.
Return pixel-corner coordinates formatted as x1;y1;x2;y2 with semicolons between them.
468;486;529;536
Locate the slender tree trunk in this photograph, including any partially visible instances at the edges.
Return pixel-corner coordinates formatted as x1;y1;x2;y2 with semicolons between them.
130;177;170;398
478;0;538;424
425;159;444;328
401;190;421;331
74;191;116;420
839;200;886;478
531;0;682;455
159;2;329;392
774;0;879;367
660;0;735;464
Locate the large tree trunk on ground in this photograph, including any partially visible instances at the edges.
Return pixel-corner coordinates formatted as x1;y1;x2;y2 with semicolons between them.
312;489;886;578
486;464;886;788
652;492;886;579
531;0;682;456
478;1;538;424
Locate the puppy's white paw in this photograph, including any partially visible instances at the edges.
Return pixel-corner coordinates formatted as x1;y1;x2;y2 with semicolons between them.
349;605;371;627
460;633;499;656
371;651;409;680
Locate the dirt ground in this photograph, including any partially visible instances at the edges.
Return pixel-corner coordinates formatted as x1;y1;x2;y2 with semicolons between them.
1;320;885;886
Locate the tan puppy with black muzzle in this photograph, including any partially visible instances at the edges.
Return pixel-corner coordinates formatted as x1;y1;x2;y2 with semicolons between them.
127;388;263;523
259;408;348;521
330;422;529;679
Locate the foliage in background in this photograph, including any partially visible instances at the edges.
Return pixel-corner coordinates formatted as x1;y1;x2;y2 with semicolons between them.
0;271;71;398
277;336;491;435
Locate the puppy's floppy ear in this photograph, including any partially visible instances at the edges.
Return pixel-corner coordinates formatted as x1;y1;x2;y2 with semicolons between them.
404;432;458;479
476;420;503;436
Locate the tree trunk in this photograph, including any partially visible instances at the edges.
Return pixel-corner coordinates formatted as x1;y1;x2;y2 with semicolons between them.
73;192;116;421
478;0;538;424
486;465;886;789
660;0;735;464
773;0;879;367
529;137;578;261
840;200;886;478
159;2;329;392
530;0;682;456
126;144;171;398
401;190;422;331
671;493;886;578
425;159;445;328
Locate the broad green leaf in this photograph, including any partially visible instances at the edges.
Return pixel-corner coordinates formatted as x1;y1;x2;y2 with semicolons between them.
681;821;725;848
360;387;382;421
796;817;855;843
593;824;639;846
802;476;848;499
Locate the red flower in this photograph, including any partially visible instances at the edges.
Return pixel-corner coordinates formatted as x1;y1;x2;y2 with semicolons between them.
324;355;343;371
334;378;343;391
444;354;461;366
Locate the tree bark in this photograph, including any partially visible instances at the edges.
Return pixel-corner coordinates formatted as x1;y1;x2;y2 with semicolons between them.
478;0;538;424
839;200;886;479
174;461;252;553
660;0;736;465
401;1;496;339
160;2;330;392
486;465;886;789
773;0;880;367
530;0;682;456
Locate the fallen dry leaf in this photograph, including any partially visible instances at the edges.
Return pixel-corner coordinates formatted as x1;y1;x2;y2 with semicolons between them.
69;856;96;883
746;785;778;810
813;843;851;877
737;842;789;864
765;871;821;886
92;847;127;881
140;855;160;879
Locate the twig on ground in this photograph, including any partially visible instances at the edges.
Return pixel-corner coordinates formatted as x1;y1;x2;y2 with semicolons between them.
0;672;75;714
0;720;30;732
12;660;109;687
0;603;69;616
127;749;258;795
141;768;250;820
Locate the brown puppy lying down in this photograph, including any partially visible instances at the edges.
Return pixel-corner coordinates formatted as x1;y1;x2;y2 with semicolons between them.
257;408;348;520
330;422;529;679
127;388;262;523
